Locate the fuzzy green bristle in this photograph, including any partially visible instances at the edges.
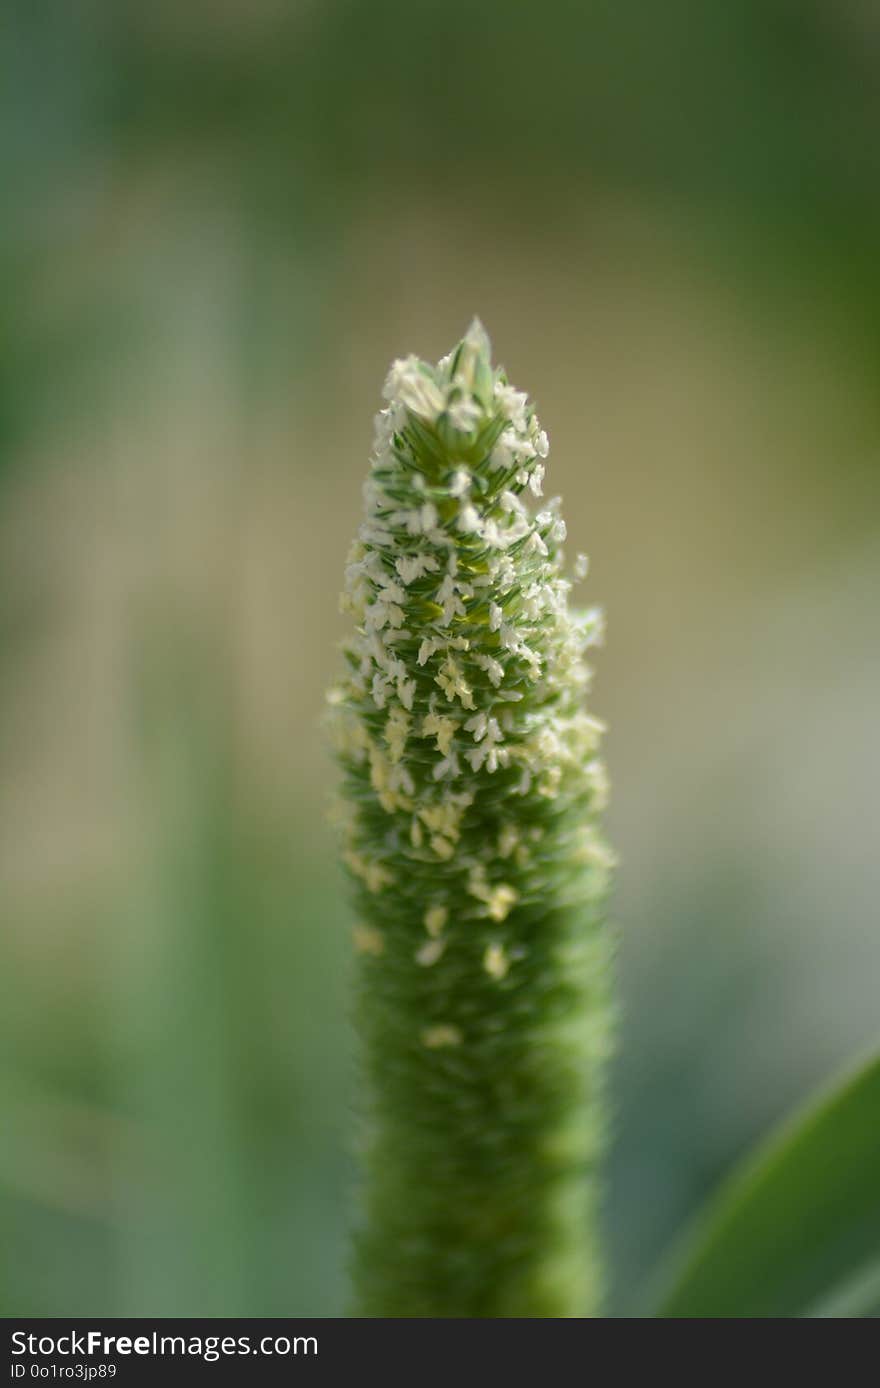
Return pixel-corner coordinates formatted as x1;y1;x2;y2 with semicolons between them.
327;319;614;1317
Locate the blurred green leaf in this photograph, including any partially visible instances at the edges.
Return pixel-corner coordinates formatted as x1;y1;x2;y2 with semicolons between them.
653;1048;880;1317
804;1257;880;1319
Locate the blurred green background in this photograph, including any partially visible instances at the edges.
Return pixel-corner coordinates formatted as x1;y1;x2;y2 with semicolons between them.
2;0;879;1317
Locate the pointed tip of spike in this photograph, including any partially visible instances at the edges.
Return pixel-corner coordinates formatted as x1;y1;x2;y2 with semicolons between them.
463;316;491;357
450;318;493;402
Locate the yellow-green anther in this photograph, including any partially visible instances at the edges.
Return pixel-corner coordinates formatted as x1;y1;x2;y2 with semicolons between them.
328;319;614;1318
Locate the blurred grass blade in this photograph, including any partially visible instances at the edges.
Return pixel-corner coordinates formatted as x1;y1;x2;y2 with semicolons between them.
804;1257;880;1319
653;1049;880;1318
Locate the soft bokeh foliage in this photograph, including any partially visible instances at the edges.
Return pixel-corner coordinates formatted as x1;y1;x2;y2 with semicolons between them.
2;0;879;1315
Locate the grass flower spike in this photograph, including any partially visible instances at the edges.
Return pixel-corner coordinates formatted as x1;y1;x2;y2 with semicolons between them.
328;320;614;1317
